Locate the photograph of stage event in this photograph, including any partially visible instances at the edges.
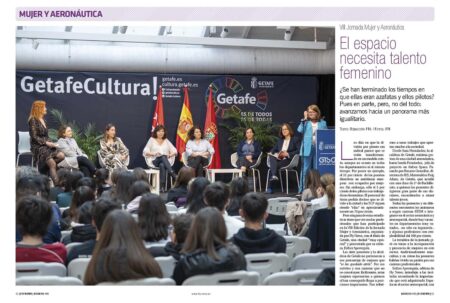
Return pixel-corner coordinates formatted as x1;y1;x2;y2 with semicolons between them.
15;26;336;286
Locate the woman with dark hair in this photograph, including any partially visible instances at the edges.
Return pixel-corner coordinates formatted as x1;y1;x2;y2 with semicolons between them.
185;177;210;214
236;127;261;175
226;177;249;216
300;169;322;201
138;193;171;245
185;126;214;177
143;125;178;191
99;123;129;171
28;100;65;184
297;104;327;193
94;168;111;197
166;166;195;206
63;201;96;245
126;180;151;214
64;185;96;224
56;170;84;208
56;125;97;177
16;196;67;263
172;207;246;285
266;123;300;194
110;170;137;205
84;210;162;285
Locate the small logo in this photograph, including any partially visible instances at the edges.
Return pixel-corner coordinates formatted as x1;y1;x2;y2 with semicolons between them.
250;77;258;89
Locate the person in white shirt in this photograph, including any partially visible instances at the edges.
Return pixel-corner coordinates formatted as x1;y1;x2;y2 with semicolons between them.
143;125;177;191
203;182;244;239
185;126;214;177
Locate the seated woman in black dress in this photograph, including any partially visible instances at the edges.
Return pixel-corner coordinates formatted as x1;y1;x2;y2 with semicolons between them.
267;123;300;193
236;127;261;175
28;100;65;184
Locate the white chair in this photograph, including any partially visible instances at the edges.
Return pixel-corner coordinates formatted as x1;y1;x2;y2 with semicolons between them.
155;256;177;278
68;258;91;281
60;230;72;242
290;252;335;270
65;242;84;255
265;154;300;194
182;270;260;285
265;197;298;234
245;253;290;280
230;152;263;192
262;269;322;285
17;131;33;167
145;156;176;191
99;277;175;285
16;262;67;277
166;204;178;212
16;276;83;286
284;236;311;261
181;152;212;174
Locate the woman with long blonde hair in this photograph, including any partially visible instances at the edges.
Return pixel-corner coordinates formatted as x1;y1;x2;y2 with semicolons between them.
28;100;65;184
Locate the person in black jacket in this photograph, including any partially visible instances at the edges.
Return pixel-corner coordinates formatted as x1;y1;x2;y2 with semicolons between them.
172;207;246;285
236;127;262;175
267;123;300;193
232;193;286;254
166;167;195;206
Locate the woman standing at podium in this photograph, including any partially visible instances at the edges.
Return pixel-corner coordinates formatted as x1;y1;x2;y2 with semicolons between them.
297;104;327;193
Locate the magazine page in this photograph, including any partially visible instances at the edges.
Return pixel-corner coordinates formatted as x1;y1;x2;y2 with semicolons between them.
3;0;449;302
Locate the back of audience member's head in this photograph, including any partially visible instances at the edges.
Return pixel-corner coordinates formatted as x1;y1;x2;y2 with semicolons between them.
66;170;84;192
129;180;150;201
314;268;335;285
227;177;249;212
91;198;121;233
69;186;95;221
94;168;109;186
132;167;149;183
186;177;210;214
76;177;96;192
174;167;195;188
171;214;193;244
84;210;162;285
16;175;50;202
138;193;170;242
182;207;227;260
203;182;230;212
78;201;94;225
16;195;52;238
320;173;335;188
15;166;40;185
112;170;137;203
305;169;321;198
326;183;335;208
239;193;268;222
110;167;127;186
54;168;70;188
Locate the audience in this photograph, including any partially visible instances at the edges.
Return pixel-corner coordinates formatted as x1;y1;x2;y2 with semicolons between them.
57;170;84;207
94;168;111;197
203;182;244;239
110;170;137;206
300;169;322;201
84;210;162;285
49;168;70;201
66;198;120;265
126;180;151;214
138;193;171;246
166;166;195;206
16;196;67;264
185;177;210;214
63;201;96;245
226;177;249;216
232;193;286;254
172;207;246;285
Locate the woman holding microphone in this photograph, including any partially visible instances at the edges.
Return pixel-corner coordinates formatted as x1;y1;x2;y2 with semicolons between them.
297;104;327;193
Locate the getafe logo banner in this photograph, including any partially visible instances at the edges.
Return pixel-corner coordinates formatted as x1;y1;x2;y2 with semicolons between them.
17;70;326;168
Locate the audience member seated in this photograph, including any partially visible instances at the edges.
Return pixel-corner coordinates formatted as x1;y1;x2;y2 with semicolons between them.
309;173;335;211
61;186;95;229
15;165;40;184
16;196;67;264
314;267;335;285
83;210;162;285
138;193;171;246
166;166;195;206
110;170;137;207
232;193;286;254
16;175;62;244
203;182;244;239
62;201;96;245
226;177;249;216
150;213;194;259
49;168;70;201
172;207;246;285
126;180;151;214
185;177;210;214
66;198;120;265
132;167;149;183
299;169;321;201
76;177;97;195
94;168;111;197
56;170;84;208
306;183;335;253
99;167;126;199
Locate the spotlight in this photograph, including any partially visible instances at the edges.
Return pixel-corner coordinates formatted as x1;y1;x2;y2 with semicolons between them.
220;27;229;38
284;30;292;41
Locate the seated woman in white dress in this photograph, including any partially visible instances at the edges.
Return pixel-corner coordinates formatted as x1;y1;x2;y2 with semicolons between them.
143;125;177;191
185;126;214;177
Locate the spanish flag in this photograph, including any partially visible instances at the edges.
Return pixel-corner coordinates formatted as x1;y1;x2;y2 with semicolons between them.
204;86;221;168
176;86;194;159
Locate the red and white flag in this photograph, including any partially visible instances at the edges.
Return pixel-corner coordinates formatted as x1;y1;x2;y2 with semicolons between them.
151;86;165;133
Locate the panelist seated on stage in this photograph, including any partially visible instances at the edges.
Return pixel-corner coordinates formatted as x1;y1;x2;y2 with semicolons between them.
236;127;262;175
99;123;129;171
143;125;178;191
267;123;300;192
185;126;214;177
